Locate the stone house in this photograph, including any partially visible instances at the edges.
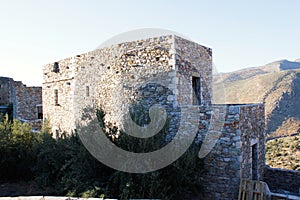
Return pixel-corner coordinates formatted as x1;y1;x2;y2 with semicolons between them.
0;76;42;130
42;35;265;199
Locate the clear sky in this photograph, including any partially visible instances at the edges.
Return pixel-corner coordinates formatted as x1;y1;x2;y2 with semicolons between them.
1;0;300;86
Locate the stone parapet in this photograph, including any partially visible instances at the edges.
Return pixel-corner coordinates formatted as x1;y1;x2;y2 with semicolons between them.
264;166;300;195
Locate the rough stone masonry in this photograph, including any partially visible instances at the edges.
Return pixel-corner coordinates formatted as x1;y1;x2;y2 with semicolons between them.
0;76;42;130
43;34;265;199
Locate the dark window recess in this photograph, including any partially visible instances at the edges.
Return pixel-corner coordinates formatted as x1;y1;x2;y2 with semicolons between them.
192;76;201;105
252;143;259;180
53;62;60;73
54;89;59;106
37;105;43;119
86;86;90;97
66;82;71;85
55;130;59;138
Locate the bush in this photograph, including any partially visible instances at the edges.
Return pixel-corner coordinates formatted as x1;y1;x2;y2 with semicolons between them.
97;108;204;199
33;129;113;196
0;115;37;181
0;107;204;199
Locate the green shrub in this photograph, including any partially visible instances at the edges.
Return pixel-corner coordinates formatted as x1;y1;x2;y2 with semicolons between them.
0;115;37;181
96;108;204;199
0;107;204;199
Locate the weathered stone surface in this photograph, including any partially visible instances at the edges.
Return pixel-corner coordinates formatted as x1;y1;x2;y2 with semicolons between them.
0;76;42;130
0;77;14;106
42;35;212;136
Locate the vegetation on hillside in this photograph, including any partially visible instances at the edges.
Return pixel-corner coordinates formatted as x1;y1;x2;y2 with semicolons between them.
266;135;300;170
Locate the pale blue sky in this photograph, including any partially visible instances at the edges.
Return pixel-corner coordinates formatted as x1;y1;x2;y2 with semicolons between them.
1;0;300;86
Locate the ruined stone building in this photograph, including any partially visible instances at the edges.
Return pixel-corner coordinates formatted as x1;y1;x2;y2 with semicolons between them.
42;35;266;199
0;76;42;130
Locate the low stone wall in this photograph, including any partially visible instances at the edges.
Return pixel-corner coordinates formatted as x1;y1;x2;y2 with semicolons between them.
264;166;300;194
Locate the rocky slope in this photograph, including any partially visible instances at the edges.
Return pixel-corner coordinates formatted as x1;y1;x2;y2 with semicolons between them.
213;59;300;137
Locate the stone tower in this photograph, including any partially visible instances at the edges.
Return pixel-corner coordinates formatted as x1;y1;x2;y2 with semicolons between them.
43;34;265;199
43;35;212;135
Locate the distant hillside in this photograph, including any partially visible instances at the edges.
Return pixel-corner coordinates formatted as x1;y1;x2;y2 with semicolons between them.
266;134;300;170
213;59;300;137
261;59;300;72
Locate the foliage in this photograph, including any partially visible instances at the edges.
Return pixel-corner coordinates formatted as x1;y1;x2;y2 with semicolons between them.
97;108;204;199
104;144;203;199
0;114;37;180
0;108;204;199
32;124;113;196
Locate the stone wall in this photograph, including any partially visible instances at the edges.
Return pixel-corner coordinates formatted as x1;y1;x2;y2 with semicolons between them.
14;82;42;120
0;77;14;106
14;82;42;130
0;76;42;130
199;104;265;199
174;35;212;106
264;166;300;194
43;35;212;136
239;104;265;180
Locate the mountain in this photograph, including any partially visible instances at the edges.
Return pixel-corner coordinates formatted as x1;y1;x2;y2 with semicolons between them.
213;59;300;137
